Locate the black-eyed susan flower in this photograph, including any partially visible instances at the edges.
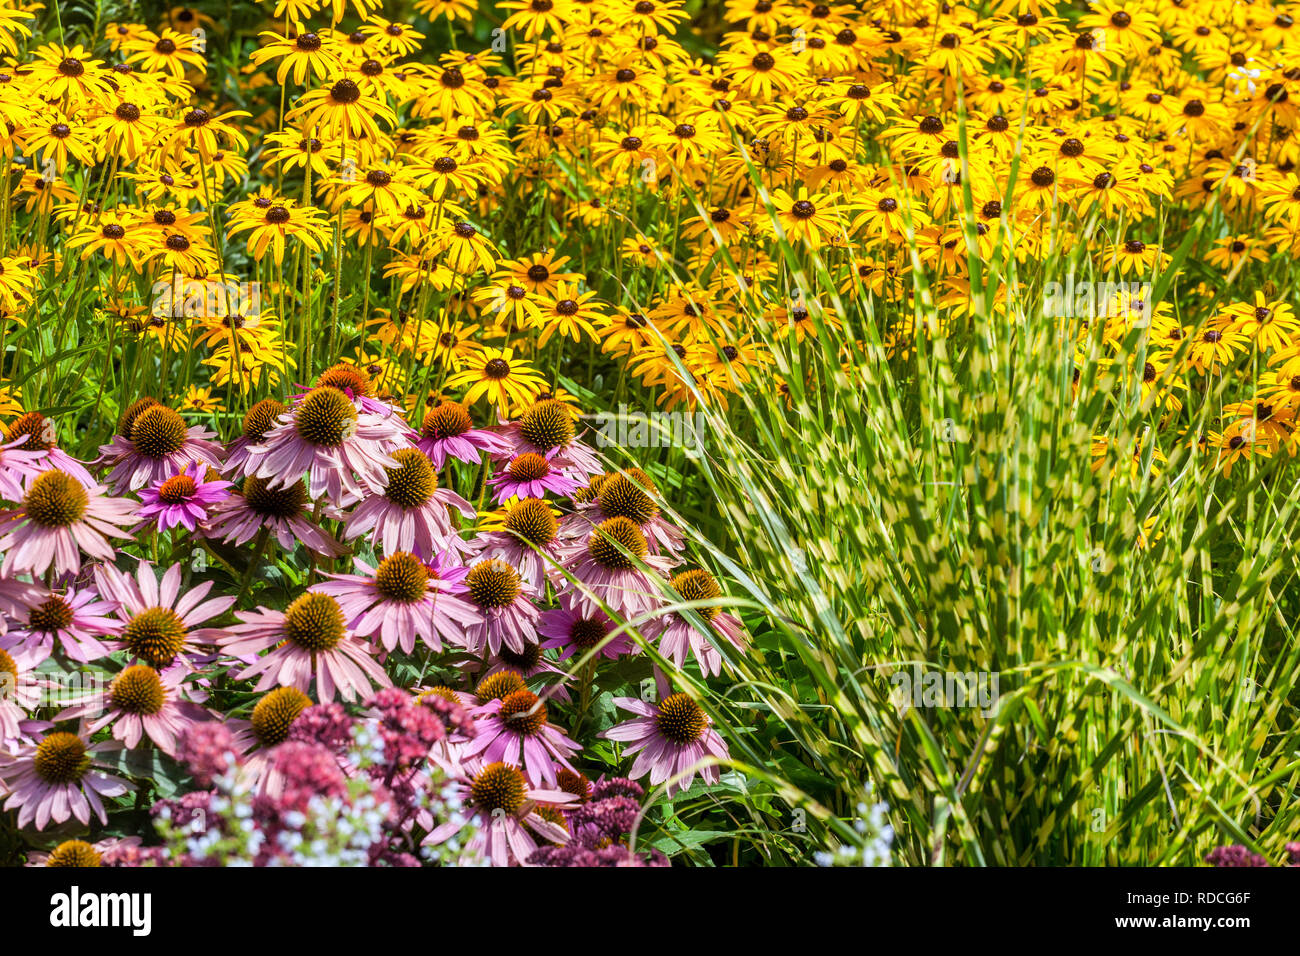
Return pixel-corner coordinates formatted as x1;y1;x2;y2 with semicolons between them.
443;347;548;415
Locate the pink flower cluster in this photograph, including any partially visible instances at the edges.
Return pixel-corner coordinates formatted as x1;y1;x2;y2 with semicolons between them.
0;372;743;865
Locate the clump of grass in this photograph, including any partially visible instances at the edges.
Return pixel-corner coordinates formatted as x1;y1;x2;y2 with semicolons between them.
641;125;1300;867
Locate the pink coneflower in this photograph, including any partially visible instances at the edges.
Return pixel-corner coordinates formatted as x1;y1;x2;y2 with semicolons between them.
559;468;684;555
207;475;344;556
0;583;120;664
310;551;482;655
562;516;675;620
343;448;475;558
135;463;233;534
3;411;96;487
95;560;236;672
493;398;604;477
58;664;201;756
220;686;317;794
0;644;44;742
0;725;131;829
214;592;393;702
425;760;574;867
415;399;511;468
601;692;729;797
97;402;224;493
488;448;584;504
25;835;143;867
0;470;135;578
643;567;748;677
310;362;406;419
473;497;564;592
538;594;636;662
221;397;287;478
241;385;407;506
460;558;540;656
463;687;581;787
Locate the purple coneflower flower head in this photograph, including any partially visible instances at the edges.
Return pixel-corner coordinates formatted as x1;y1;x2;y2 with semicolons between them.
563;516;676;620
472;496;564;592
601;692;729;797
97;400;224;493
208;475;345;556
310;551;482;655
58;664;201;756
215;592;393;702
220;685;317;794
0;725;131;829
96;559;236;672
24;835;143;867
222;398;287;479
559;468;685;555
0;583;120;664
643;567;748;678
242;385;406;506
135;463;233;534
459;558;540;656
0;470;135;578
415;399;511;469
488;448;584;504
493;398;604;477
308;361;408;420
538;594;636;661
0;644;45;743
344;447;475;558
425;760;575;867
3;411;96;488
464;687;581;787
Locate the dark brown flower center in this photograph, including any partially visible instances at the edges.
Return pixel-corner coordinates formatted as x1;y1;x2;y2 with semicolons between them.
598;471;658;524
123;607;187;668
504;497;558;546
374;551;429;603
34;732;90;784
157;473;197;503
331;78;361;103
294;386;358;447
588;516;648;570
6;411;56;451
251;686;312;746
470;761;525;814
283;592;345;652
131;405;188;458
242;398;286;441
422;401;473;439
23;470;88;528
655;693;706;744
383;448;437;508
46;840;101;867
111;664;165;715
498;688;547;735
467;559;521;609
